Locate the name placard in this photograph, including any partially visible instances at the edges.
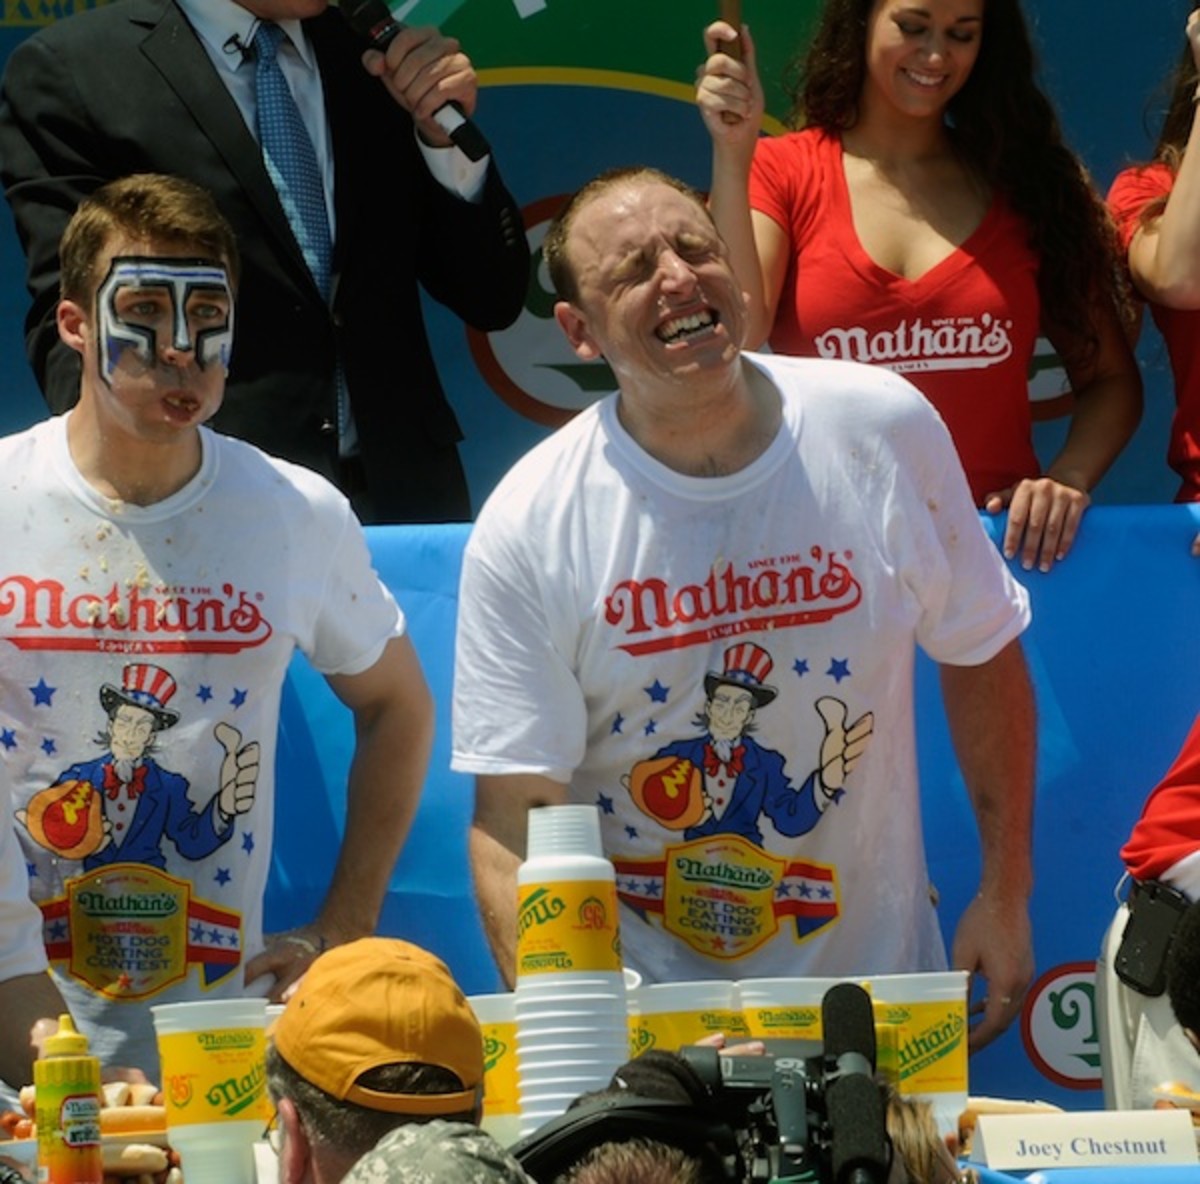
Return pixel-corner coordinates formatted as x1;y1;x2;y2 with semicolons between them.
975;1109;1198;1170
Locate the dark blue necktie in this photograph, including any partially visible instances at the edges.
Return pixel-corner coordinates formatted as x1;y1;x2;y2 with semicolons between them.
253;22;332;301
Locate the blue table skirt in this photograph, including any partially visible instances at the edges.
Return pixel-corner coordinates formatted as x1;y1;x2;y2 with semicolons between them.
974;1165;1198;1183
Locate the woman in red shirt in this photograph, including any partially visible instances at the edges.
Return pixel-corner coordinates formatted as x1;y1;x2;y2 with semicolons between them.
698;0;1141;573
1108;9;1200;518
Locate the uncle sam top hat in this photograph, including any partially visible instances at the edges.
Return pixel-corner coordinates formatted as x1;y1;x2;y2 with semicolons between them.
703;642;778;708
99;662;180;730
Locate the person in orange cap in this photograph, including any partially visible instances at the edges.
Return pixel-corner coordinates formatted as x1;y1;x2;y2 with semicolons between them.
265;937;532;1184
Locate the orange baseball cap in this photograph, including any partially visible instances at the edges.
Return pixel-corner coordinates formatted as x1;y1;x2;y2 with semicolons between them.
271;938;485;1116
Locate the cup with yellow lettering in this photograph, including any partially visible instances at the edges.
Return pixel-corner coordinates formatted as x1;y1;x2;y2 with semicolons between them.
151;998;268;1184
867;971;969;1138
468;992;521;1147
739;977;845;1042
627;980;748;1058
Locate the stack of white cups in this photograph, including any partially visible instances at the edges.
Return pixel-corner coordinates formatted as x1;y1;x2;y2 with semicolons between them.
513;804;628;1136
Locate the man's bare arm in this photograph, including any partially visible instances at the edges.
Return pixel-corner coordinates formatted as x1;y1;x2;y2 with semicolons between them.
940;638;1036;1051
470;773;568;987
244;636;434;997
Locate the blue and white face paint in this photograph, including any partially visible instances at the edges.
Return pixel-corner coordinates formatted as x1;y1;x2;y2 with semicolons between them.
95;257;234;387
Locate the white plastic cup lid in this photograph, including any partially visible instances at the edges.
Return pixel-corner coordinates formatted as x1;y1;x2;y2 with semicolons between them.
632;979;738;1014
738;977;847;1007
150;997;267;1035
526;804;603;860
468;992;517;1025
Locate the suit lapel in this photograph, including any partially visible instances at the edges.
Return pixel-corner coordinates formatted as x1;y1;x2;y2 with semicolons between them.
136;0;317;290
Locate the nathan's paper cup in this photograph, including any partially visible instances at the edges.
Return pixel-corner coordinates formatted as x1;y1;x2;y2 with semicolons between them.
627;980;747;1058
468;992;521;1147
151;998;268;1184
867;971;969;1136
739;977;845;1041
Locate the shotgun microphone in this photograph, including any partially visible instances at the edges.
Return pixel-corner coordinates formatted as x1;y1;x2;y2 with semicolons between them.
339;0;491;162
827;1072;891;1184
821;983;889;1184
821;980;877;1080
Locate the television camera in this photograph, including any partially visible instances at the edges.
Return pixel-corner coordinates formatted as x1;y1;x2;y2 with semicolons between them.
510;980;891;1184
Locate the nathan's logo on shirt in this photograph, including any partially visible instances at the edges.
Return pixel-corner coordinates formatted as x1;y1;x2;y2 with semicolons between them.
73;889;178;918
674;854;774;890
43;862;243;998
0;575;273;654
604;550;861;655
814;313;1015;373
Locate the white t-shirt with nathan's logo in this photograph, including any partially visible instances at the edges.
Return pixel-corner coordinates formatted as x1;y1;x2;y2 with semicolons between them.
0;416;402;1074
452;353;1029;983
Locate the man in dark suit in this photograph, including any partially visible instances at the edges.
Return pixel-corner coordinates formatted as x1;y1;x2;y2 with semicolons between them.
0;0;529;523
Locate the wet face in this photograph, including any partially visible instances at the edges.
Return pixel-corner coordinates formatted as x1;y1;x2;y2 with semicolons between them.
109;704;155;760
69;241;233;443
862;0;984;120
554;180;747;390
706;685;755;742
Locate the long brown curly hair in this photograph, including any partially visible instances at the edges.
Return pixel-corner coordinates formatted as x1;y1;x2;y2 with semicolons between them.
1152;37;1199;172
785;0;1127;368
1129;32;1200;231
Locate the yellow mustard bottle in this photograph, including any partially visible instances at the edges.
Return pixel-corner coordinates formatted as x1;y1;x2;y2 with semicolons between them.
34;1015;102;1184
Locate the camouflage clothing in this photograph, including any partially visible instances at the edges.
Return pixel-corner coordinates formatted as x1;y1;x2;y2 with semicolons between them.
343;1121;536;1184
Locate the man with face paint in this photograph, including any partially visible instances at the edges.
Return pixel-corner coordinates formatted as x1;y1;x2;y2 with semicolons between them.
96;257;235;385
0;174;434;1084
0;0;529;524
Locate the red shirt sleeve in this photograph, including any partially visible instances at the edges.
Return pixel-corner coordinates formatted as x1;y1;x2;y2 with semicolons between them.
748;128;827;246
1122;711;1200;880
1107;163;1174;252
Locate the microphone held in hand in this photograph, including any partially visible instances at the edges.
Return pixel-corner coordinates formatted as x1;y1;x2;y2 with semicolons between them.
339;0;491;162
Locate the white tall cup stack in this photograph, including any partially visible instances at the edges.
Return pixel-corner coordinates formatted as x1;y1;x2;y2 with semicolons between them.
514;804;628;1136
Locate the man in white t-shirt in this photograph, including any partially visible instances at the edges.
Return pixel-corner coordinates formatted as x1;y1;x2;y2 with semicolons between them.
452;167;1036;1052
0;173;433;1080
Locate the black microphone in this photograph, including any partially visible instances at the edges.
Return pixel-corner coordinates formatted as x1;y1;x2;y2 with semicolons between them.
821;983;888;1184
821;981;877;1081
826;1072;891;1184
223;32;254;63
339;0;491;162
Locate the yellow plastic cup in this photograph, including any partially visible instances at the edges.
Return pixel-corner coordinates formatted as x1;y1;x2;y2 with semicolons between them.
738;977;845;1041
468;992;521;1147
151;998;268;1184
627;980;747;1057
867;971;969;1137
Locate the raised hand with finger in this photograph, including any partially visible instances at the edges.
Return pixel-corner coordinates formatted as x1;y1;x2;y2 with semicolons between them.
214;721;259;819
815;696;874;802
